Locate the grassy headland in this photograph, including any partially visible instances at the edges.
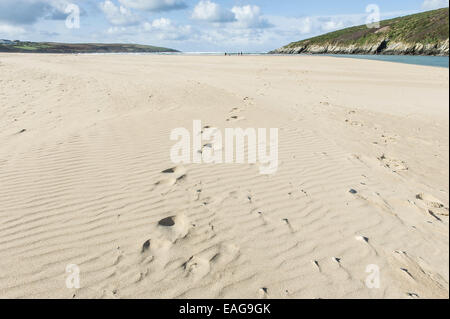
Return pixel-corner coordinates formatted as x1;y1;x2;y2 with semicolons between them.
0;41;178;54
272;8;449;55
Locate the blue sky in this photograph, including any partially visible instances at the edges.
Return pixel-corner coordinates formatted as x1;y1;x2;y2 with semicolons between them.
0;0;448;52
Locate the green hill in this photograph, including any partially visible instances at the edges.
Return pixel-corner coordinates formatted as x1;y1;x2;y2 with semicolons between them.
272;8;449;56
0;41;178;54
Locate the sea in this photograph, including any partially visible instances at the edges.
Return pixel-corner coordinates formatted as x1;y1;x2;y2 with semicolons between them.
325;54;449;68
85;52;449;68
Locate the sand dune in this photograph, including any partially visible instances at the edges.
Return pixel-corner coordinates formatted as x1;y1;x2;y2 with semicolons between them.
0;54;448;299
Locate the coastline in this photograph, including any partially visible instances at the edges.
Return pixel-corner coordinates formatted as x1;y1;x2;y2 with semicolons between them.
270;39;450;57
324;54;449;68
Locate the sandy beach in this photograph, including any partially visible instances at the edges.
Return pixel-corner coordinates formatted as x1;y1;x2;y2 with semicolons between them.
0;53;448;299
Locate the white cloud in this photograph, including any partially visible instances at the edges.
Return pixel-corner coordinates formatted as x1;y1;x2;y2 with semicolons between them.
47;0;75;20
148;17;171;28
0;0;69;25
0;23;26;37
143;18;192;40
268;13;375;39
100;0;140;26
192;0;235;23
297;17;312;34
107;26;128;34
422;0;449;10
191;2;271;29
320;19;346;32
231;5;272;29
118;0;187;12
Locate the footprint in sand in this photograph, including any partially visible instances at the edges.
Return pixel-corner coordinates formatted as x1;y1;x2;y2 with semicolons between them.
155;166;187;190
140;237;171;262
258;287;269;299
350;121;364;127
141;240;151;253
201;141;222;153
330;257;352;277
210;243;240;267
157;214;190;243
355;235;369;243
161;166;186;175
415;193;449;220
416;193;448;212
113;247;124;266
182;256;211;280
355;235;379;255
194;187;203;202
139;214;190;265
311;260;321;272
380;133;398;144
345;119;364;127
388;250;449;298
282;218;295;233
134;268;151;283
254;210;272;226
378;154;408;172
226;115;245;122
137;215;191;279
400;267;415;279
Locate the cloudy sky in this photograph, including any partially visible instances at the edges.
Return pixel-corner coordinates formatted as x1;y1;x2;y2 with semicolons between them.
0;0;448;52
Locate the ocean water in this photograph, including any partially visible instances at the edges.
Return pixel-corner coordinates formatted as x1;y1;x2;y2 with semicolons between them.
84;52;449;68
163;52;450;68
324;54;449;68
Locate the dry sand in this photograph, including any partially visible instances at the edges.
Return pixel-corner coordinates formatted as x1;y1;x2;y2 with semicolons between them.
0;54;448;299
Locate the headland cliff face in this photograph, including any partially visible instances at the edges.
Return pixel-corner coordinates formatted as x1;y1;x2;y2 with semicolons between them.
272;39;449;56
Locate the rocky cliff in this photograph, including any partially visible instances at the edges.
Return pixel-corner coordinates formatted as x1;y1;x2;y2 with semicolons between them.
273;39;449;56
